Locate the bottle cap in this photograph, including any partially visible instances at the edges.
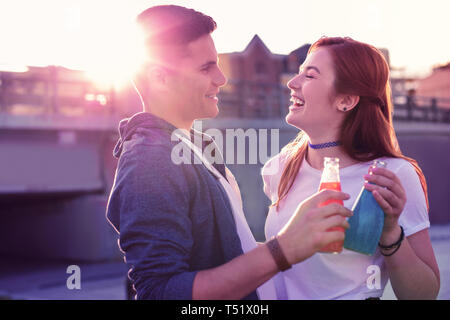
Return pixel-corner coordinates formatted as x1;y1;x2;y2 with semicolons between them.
371;160;387;169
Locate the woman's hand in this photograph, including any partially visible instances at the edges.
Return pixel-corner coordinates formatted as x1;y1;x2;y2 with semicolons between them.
363;167;407;238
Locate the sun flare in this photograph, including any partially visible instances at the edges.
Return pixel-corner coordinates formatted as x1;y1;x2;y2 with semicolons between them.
0;1;148;90
82;23;147;90
77;7;147;90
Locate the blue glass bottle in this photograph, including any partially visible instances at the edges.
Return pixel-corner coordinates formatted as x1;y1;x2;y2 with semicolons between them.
344;160;386;255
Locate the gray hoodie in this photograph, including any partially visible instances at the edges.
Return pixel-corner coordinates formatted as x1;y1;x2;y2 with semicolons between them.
106;112;258;300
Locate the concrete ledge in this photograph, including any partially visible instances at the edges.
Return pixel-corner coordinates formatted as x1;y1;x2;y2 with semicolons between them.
394;121;450;135
202;118;450;135
0;113;120;131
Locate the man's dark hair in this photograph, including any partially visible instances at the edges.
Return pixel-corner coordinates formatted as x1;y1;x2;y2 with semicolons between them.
137;5;217;55
134;5;217;109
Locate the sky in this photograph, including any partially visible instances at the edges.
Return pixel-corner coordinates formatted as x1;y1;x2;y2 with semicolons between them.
0;0;449;83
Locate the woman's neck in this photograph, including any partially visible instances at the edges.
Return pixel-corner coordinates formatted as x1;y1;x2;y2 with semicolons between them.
306;144;358;170
304;130;356;170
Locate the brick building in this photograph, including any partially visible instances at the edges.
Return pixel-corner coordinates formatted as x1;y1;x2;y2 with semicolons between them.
416;63;450;108
218;35;310;118
217;35;395;119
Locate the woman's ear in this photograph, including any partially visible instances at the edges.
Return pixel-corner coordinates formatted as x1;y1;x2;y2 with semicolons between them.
337;94;360;112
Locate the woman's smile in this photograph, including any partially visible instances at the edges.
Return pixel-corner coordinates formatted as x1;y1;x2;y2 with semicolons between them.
289;94;305;112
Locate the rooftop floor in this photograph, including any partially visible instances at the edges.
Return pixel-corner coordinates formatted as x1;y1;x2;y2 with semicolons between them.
1;224;449;300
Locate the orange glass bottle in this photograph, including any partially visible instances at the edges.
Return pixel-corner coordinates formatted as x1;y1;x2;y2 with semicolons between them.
318;157;345;253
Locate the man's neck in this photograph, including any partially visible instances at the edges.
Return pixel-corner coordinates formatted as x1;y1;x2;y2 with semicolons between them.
144;106;193;133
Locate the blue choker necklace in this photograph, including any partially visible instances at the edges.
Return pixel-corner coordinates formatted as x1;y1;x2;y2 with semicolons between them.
308;141;341;149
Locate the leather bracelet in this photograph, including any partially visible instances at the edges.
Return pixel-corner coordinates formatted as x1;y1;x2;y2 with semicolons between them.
378;226;404;250
266;236;291;272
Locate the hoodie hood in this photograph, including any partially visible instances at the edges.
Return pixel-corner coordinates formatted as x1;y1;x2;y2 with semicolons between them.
113;112;177;158
112;112;227;179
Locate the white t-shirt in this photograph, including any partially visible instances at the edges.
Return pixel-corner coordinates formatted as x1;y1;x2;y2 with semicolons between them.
174;131;277;299
262;154;430;300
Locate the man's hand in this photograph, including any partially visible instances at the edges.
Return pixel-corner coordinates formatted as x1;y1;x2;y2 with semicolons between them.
277;189;352;265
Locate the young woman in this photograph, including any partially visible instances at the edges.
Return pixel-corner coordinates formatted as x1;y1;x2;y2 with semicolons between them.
262;37;440;300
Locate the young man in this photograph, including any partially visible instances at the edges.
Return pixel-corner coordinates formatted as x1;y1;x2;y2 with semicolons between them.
106;5;352;300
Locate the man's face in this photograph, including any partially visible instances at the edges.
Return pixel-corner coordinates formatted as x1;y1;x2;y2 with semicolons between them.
166;34;227;122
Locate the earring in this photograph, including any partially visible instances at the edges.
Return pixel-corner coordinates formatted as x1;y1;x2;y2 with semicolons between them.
343;107;347;111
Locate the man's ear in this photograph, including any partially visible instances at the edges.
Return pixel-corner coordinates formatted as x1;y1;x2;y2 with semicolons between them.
147;65;168;87
336;94;360;112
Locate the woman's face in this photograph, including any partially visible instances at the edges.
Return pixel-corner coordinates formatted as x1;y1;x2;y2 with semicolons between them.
286;47;343;138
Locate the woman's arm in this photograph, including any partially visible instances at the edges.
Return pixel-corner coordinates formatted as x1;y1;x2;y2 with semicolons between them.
380;226;440;299
365;167;440;299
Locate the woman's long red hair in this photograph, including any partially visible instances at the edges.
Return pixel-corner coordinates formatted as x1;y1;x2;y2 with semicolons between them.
273;37;429;211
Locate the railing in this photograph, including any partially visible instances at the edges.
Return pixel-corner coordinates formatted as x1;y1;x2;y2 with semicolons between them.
217;81;291;118
0;68;116;117
392;95;450;122
1;73;450;123
216;81;450;123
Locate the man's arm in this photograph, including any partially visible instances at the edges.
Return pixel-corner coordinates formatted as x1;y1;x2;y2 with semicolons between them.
109;144;351;300
193;241;278;299
193;190;352;299
108;145;197;300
